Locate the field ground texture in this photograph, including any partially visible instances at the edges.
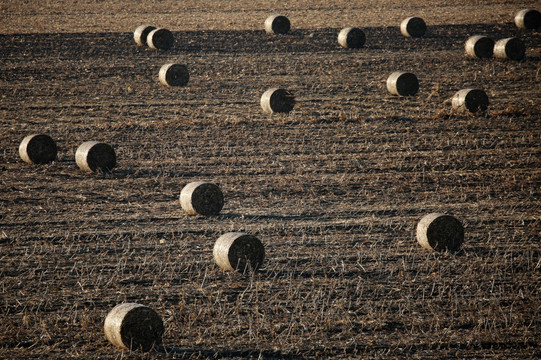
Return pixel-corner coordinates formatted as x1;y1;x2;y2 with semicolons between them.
1;0;540;359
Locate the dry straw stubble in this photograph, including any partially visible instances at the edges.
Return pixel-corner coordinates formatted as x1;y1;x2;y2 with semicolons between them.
213;232;265;273
416;213;464;252
104;303;164;352
180;181;224;216
75;141;116;173
19;134;57;165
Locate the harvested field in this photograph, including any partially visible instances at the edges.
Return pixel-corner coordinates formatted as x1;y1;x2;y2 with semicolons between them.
1;1;540;358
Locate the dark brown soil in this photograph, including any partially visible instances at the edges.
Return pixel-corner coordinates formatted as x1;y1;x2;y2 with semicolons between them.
1;1;540;358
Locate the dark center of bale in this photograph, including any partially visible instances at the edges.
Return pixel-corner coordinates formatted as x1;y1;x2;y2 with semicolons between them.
523;10;541;30
228;235;265;273
464;89;489;112
120;307;164;352
191;183;224;215
406;17;426;37
272;16;291;34
473;37;494;58
27;135;57;164
269;89;295;113
505;38;526;60
165;64;189;86
346;28;365;48
153;29;174;50
395;73;419;96
87;143;116;172
140;26;155;44
426;216;464;252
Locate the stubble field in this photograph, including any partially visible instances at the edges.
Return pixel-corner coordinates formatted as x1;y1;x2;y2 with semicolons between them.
1;1;540;358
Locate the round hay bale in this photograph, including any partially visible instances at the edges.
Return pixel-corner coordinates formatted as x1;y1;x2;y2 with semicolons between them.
147;28;174;50
493;37;526;60
514;9;541;30
75;141;116;173
19;134;57;165
451;88;489;113
213;232;265;273
180;181;224;216
104;303;164;352
264;14;291;34
465;35;494;59
400;17;427;38
159;63;189;87
416;213;464;252
337;27;366;49
133;25;156;46
260;88;295;114
386;71;419;96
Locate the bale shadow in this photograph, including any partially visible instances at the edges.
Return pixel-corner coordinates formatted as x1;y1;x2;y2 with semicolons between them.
168;23;529;54
0;23;532;61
